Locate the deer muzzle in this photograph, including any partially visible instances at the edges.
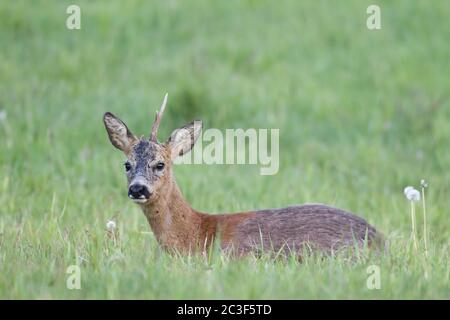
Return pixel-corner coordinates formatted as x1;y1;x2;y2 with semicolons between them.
128;179;152;203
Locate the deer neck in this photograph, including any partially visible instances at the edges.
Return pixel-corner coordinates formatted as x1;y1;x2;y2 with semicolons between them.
140;174;204;252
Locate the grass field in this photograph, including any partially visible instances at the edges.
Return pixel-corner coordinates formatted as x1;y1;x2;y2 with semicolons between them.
0;1;449;299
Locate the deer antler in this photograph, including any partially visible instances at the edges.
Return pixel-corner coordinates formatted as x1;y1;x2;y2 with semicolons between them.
150;93;168;142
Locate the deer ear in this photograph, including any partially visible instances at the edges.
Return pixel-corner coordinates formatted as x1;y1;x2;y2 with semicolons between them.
166;120;202;160
103;112;137;152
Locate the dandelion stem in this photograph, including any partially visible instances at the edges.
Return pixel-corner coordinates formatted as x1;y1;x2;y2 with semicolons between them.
421;187;428;257
410;201;418;252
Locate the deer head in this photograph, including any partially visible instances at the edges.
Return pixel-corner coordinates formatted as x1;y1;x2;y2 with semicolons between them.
103;94;202;204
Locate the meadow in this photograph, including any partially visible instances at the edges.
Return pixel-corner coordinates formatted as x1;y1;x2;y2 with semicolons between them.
0;0;449;299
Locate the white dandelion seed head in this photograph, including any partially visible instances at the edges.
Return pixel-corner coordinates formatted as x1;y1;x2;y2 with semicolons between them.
405;188;421;202
0;110;6;122
404;186;414;196
420;179;428;188
106;220;116;231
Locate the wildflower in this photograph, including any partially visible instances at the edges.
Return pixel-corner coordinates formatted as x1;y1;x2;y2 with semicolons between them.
420;179;428;189
404;185;420;252
420;179;429;257
106;220;116;231
405;187;421;202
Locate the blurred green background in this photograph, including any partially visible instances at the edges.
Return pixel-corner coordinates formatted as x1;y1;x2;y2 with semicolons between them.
0;1;448;298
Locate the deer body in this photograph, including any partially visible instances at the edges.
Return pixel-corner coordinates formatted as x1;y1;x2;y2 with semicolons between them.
138;172;378;255
103;94;381;257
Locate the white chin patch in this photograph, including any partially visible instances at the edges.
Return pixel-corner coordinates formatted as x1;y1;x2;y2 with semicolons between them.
128;194;149;203
132;198;148;204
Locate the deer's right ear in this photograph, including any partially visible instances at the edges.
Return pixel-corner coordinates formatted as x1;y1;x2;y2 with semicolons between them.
103;112;137;153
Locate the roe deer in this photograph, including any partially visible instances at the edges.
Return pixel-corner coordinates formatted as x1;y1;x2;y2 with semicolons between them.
103;94;382;257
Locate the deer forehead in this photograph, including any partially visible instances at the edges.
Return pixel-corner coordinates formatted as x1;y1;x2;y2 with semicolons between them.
129;140;167;163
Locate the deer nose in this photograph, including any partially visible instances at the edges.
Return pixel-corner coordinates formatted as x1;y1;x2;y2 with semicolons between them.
128;184;151;200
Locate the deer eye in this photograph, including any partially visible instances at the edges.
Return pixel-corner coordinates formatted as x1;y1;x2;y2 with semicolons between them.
124;162;132;172
155;162;165;171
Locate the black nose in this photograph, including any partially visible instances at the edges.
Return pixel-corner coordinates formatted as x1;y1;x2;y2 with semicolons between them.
128;184;151;199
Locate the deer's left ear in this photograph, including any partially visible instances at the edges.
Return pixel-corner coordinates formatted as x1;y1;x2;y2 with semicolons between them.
165;120;202;160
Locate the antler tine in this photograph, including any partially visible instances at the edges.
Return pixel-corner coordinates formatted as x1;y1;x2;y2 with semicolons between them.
150;93;168;142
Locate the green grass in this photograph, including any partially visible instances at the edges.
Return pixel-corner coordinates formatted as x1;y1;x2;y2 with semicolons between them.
0;0;449;299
